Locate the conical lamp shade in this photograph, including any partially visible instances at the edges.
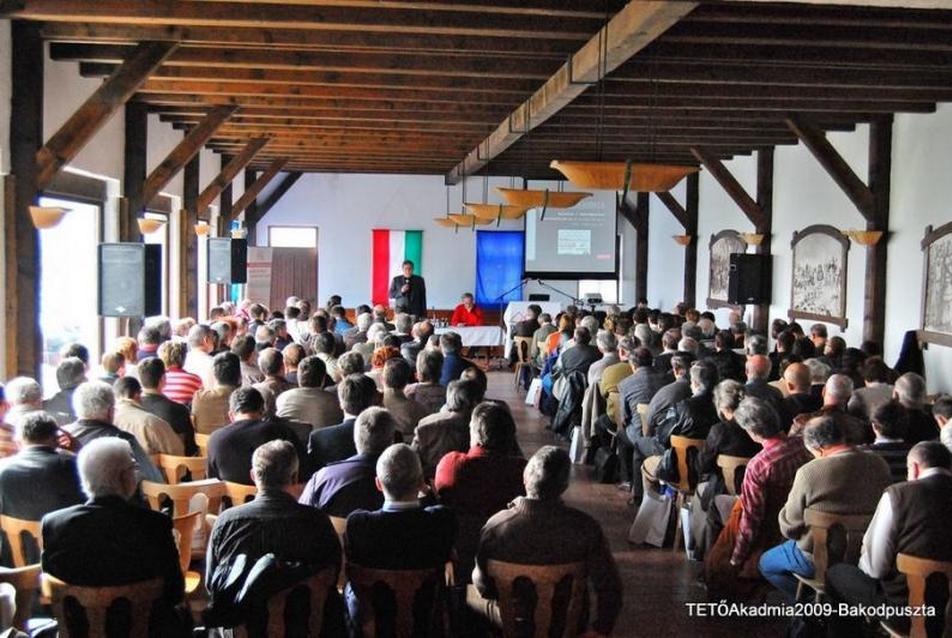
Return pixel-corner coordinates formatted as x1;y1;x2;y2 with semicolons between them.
463;203;528;220
29;206;69;229
495;187;592;209
434;217;460;228
550;160;698;192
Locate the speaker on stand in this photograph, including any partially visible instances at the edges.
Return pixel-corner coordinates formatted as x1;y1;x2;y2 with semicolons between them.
727;253;771;305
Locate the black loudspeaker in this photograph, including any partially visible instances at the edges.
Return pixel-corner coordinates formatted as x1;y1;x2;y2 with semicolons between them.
728;253;772;305
98;243;162;317
528;293;550;301
208;238;248;284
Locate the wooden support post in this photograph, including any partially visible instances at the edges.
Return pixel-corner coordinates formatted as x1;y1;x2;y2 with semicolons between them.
36;41;177;190
243;168;258;245
196;137;268;215
218;154;234;223
138;105;237;212
752;148;775;335
9;22;44;377
864;116;893;347
183;155;200;320
123;101;148;242
684;174;700;309
634;192;649;303
230;159;288;222
691;147;767;230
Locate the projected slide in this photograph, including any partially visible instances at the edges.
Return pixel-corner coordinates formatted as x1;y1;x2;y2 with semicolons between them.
524;191;617;279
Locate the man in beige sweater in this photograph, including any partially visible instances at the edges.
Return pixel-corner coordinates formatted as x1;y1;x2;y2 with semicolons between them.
758;414;891;599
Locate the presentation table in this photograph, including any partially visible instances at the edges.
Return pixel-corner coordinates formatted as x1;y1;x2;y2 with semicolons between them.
434;325;504;347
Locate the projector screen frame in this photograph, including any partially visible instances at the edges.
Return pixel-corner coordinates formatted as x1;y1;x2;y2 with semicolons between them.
522;207;620;281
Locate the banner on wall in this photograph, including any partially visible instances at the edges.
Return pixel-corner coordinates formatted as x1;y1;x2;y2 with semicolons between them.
246;246;273;305
371;229;423;305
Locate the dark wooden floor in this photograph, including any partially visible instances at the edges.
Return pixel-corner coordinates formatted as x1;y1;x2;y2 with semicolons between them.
492;371;787;638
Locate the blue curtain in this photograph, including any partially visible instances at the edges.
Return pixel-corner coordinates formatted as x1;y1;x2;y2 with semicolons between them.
475;230;524;306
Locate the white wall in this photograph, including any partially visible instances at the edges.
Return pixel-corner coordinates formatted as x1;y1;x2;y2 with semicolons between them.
666;105;952;394
647;181;687;312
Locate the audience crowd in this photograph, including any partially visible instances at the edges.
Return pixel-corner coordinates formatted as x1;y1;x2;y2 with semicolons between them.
0;294;949;637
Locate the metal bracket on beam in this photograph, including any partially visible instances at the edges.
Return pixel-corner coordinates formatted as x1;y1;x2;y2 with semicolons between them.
507;112;530;135
476;143;490;162
568;25;608;86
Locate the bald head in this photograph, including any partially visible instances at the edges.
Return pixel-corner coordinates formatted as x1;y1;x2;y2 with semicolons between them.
823;373;854;406
746;354;771;381
783;362;811;394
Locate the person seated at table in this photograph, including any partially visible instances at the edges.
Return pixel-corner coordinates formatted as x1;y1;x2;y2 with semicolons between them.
450;293;483;327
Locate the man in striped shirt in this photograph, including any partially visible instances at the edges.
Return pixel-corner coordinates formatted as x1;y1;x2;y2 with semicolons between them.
158;341;203;406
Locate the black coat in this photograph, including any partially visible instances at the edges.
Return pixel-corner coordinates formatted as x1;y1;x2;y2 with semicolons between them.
207;418;306;485
655;393;719;449
141;391;197;456
388;274;427;318
307;418;357;474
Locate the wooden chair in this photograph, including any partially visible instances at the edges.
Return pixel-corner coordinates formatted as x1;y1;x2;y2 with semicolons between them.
232;567;337;638
0;564;42;631
155;454;208;484
485;560;587;638
512;336;534;389
329;516;347;590
794;507;873;602
636;403;650;437
716;454;751;497
881;554;952;638
194;433;210;457
221;481;258;510
172;511;203;594
141;479;226;517
0;515;42;568
346;563;447;638
666;435;706;553
43;574;165;638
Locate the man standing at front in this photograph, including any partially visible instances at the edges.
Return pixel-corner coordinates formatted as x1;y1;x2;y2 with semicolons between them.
389;260;427;319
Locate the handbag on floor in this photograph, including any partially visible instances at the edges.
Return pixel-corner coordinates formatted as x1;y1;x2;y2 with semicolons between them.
628;490;672;547
592;446;618;484
525;377;543;406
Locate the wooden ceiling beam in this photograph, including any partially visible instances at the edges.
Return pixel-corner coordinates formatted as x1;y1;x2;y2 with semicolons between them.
244;171;303;230
196;136;269;213
230;158;288;222
139;105;237;211
156;110;504;126
1;1;604;39
690;146;767;229
447;0;699;183
684;3;952;29
35;41;177;189
39;22;583;57
51;43;560;79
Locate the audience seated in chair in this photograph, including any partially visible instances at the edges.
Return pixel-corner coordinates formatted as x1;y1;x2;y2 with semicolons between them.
780;362;823;431
826;441;952;637
411;379;481;478
344;443;456;634
381;358;430;438
791;374;873;445
435;402;527;582
405;349;446;415
138;357;198;456
113;376;184;456
205;439;345;634
41;437;189;636
935;395;952;454
207;387;305;485
863;401;913;484
158;340;203;407
610;345;667;491
438;332;473;387
469;446;622;637
299;407;395;518
758;414;892;600
277;355;343;433
42;357;86;426
184;324;218;390
894;372;939;446
703;397;812;601
191;352;242;435
847;357;894;422
308;374;379;473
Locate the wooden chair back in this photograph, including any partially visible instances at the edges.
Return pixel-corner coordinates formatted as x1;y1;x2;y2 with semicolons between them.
668;435;706;493
0;515;42;568
0;563;41;631
486;560;587;638
141;479;226;517
171;511;202;574
513;337;533;364
233;567;337;638
804;507;873;582
896;553;952;638
43;574;165;638
156;454;208;484
716;455;751;497
636;403;650;437
329;516;347;590
346;563;446;638
194;433;210;457
221;481;258;510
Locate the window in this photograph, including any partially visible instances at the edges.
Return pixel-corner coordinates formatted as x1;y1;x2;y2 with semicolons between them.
38;196;100;395
269;225;318;248
579;279;619;304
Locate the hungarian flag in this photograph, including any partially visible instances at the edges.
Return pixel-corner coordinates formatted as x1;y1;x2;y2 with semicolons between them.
371;229;423;306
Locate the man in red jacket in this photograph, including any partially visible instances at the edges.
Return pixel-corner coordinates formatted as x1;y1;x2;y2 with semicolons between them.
450;293;483;327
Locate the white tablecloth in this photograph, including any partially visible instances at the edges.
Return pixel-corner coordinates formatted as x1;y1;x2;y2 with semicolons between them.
435;326;504;347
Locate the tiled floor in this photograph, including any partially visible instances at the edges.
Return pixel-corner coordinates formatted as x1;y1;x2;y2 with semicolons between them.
491;371;786;638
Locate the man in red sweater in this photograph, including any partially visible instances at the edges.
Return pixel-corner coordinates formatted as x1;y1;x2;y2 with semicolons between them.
450;293;483;327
